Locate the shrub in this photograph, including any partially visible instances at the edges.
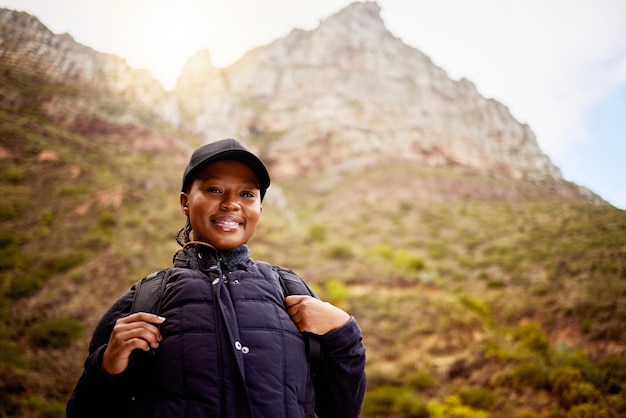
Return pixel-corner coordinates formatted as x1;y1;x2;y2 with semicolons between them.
365;366;403;389
322;280;350;306
459;295;489;317
549;366;583;400
549;365;604;409
498;361;550;390
0;202;21;221
99;210;117;228
41;253;85;274
0;341;28;368
511;322;551;358
427;395;489;418
362;385;407;417
513;409;542;418
566;402;610;418
552;348;604;388
2;164;26;184
561;382;602;410
326;243;354;260
598;354;626;394
7;271;45;300
308;224;326;242
23;396;65;418
27;317;86;348
486;279;506;288
405;369;437;392
369;244;394;258
393;251;425;271
455;387;497;410
24;396;66;418
393;391;430;418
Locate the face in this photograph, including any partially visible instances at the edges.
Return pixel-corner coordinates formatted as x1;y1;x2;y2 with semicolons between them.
180;160;262;251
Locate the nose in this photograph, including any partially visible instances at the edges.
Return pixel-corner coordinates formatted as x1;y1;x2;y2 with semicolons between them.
221;193;240;211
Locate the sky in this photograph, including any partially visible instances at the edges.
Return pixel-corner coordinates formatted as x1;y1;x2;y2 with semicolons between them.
1;0;625;209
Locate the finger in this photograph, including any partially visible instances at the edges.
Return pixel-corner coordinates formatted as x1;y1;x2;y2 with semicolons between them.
119;326;163;348
285;295;314;310
111;321;163;349
116;320;163;339
119;312;166;325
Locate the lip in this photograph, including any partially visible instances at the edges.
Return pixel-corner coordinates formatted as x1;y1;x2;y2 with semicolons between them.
211;216;243;232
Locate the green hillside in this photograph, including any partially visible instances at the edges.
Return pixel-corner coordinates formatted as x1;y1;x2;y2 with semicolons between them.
1;67;625;417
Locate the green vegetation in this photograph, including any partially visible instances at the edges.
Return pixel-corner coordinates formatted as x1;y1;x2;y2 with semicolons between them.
0;64;625;417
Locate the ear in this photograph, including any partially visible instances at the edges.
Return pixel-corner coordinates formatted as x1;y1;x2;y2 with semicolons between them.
180;192;189;216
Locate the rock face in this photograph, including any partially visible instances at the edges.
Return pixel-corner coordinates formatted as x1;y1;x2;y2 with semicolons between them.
0;8;178;125
1;2;563;183
174;2;561;181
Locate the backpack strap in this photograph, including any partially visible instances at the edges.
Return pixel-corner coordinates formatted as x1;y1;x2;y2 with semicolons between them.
272;265;318;298
131;269;169;314
130;266;322;373
271;265;322;374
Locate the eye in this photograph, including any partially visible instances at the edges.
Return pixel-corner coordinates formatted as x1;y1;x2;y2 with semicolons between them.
205;187;222;194
240;191;256;198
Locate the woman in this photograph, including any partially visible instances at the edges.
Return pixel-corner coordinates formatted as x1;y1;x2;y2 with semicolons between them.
67;138;366;418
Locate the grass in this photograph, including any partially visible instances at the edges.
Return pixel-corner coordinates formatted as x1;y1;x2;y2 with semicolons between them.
1;66;625;417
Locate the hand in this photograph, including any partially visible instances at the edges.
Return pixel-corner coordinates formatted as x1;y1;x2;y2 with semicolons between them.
285;295;350;335
101;312;165;376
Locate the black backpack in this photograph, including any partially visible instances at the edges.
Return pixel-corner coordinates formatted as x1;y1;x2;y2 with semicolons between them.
130;265;322;370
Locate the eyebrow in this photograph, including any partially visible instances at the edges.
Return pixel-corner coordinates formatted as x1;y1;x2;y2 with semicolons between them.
201;175;259;187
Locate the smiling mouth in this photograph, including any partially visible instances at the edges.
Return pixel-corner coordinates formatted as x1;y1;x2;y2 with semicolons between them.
212;218;243;232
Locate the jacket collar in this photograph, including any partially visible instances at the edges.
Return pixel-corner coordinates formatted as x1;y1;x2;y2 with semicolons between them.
174;243;251;272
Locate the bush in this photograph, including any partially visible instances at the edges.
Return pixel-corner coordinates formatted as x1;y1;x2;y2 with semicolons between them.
513;409;542;418
393;251;425;271
497;361;550;390
27;317;85;348
549;366;583;400
552;348;604;388
511;322;551;358
0;341;28;368
455;387;497;410
322;280;350;306
459;295;489;317
24;396;66;418
598;354;626;394
308;224;326;242
1;164;26;184
405;369;437;392
363;386;430;418
0;202;21;221
566;402;610;418
41;253;85;274
362;385;407;417
7;272;45;300
549;366;602;409
427;395;489;418
562;382;602;410
393;391;430;418
369;244;394;258
326;243;354;260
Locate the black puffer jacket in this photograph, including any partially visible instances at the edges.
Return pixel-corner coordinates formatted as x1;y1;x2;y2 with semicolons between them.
67;244;366;418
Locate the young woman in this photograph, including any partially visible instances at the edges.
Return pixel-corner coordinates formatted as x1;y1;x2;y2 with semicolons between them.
67;138;366;418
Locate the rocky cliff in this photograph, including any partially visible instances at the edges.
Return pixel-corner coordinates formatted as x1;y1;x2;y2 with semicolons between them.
0;7;178;128
1;2;568;186
175;2;563;183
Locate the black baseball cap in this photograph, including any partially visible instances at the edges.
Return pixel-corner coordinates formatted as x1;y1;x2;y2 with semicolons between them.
181;138;271;200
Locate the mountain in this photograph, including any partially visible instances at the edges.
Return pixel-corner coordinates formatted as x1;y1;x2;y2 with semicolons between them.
176;2;568;188
1;3;624;417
